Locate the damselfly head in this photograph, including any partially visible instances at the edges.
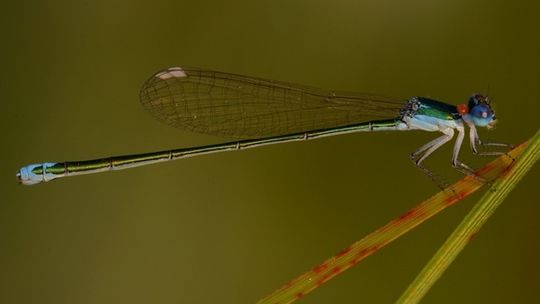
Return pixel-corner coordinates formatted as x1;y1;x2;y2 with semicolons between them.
467;94;496;128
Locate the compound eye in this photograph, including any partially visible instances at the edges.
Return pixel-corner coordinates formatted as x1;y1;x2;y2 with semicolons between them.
470;104;494;126
472;104;490;117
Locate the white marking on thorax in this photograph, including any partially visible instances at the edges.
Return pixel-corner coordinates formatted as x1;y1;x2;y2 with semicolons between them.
407;115;462;132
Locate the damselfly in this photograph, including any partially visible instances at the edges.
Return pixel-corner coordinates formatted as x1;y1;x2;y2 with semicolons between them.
17;67;510;187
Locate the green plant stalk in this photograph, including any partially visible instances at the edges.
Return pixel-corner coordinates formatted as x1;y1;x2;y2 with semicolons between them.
257;141;529;304
397;128;540;304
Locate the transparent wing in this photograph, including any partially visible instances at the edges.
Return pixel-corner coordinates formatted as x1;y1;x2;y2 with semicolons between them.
139;67;406;139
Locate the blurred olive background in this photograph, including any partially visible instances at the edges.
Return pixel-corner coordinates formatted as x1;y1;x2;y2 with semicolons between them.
1;1;539;303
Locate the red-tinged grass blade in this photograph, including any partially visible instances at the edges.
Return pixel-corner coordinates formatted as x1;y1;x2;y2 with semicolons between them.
397;128;540;304
257;141;530;304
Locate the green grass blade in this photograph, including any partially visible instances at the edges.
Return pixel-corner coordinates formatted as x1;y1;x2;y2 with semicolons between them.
257;141;530;304
397;129;540;304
